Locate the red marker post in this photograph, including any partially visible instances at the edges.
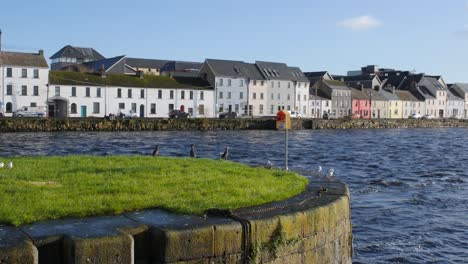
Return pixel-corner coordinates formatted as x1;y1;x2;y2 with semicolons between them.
276;110;291;170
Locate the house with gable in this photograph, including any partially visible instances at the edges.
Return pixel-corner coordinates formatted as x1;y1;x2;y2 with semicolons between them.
313;79;351;118
446;89;464;118
450;83;468;118
0;31;49;116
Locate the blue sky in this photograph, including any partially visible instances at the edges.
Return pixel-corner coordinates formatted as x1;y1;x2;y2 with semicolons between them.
1;0;467;82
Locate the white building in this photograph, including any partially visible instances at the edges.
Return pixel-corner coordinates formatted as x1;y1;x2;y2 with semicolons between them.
309;91;331;118
48;72;215;118
0;48;49;116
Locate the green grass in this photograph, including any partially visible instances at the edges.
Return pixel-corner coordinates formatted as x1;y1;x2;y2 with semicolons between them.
0;156;307;226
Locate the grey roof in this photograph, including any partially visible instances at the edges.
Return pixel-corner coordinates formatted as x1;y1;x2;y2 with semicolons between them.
160;61;203;72
452;83;468;93
323;80;351;90
447;89;464;100
50;45;105;60
83;56;125;72
0;51;48;68
126;58;169;69
380;88;400;100
255;61;309;82
367;89;388;101
395;90;420;102
304;71;329;78
417;77;446;98
204;59;264;79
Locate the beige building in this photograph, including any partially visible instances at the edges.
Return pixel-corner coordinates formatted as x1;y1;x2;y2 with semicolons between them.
125;58;169;76
368;88;389;119
396;90;425;118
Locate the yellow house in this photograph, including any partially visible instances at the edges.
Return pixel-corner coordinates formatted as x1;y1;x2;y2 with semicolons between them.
125;58;169;76
381;88;403;119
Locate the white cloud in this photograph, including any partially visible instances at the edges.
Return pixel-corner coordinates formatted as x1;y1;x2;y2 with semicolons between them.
337;15;382;31
454;25;468;37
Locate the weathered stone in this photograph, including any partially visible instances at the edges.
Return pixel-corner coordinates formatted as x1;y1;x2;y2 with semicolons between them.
0;226;38;264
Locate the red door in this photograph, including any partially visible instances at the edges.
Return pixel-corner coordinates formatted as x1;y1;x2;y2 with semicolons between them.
180;105;185;112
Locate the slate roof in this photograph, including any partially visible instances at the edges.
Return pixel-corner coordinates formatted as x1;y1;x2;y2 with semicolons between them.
351;88;370;100
447;89;464;100
126;58;170;69
380;88;400;100
395;90;420;102
255;61;309;82
367;89;388;101
418;77;446;98
204;59;264;80
83;56;125;72
310;88;331;100
452;83;468;93
304;71;329;78
0;51;48;68
49;71;212;90
50;45;105;60
323;80;350;90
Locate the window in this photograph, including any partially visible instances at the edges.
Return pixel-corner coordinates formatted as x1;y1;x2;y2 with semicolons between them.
131;103;137;112
259;104;264;114
169;104;174;112
140;89;145;98
71;103;77;114
6;85;12;95
93;102;100;114
227;92;231;99
55;86;60;96
190;91;193;100
181;91;185;99
219;92;223;99
150;103;156;114
198;104;205;115
253;93;257;100
271;94;274;100
86;87;90;97
253;80;257;86
239;92;243;99
288;83;291;89
277;94;280;100
219;104;224;112
200;91;204;100
6;68;12;77
240;80;244;86
170;90;174;99
278;82;281;88
260;93;264;100
6;102;12;113
117;89;122;98
97;88;101;98
219;79;224;86
21;85;27;95
188;108;193;116
272;81;275;88
128;89;132;98
119;103;125;109
287;94;291;100
22;69;27;78
33;69;39;78
158;90;162;99
304;95;307;101
270;105;274;114
71;87;76;97
228;79;232;86
261;81;264;86
235;104;239;113
287;105;291;110
33;86;39;96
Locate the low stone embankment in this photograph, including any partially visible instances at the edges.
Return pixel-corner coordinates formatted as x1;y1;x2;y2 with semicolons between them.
0;179;352;264
0;117;466;132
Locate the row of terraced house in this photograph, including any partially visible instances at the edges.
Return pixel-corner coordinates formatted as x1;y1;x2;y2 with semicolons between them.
1;36;467;119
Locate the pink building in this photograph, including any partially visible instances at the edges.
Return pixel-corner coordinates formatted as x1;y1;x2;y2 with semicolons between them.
351;88;371;119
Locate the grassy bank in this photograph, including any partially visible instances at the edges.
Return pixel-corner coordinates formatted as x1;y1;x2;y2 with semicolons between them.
0;156;307;226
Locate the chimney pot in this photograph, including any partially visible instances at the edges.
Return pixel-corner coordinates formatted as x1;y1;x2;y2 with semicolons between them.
38;49;44;56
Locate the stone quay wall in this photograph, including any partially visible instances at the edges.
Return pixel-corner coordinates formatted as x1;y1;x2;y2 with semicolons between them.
0;117;467;132
0;180;352;264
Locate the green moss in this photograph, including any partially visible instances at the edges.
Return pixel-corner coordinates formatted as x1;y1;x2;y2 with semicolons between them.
0;156;307;226
49;71;210;89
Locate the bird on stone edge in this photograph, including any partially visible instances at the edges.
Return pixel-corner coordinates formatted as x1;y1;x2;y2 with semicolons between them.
190;144;196;158
152;145;160;157
221;147;230;160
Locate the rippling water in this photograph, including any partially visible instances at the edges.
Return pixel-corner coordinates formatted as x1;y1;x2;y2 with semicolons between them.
0;129;467;263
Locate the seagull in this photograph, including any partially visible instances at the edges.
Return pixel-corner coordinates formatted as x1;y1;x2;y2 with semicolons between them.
265;160;273;169
326;168;335;180
0;162;4;169
190;144;196;158
152;145;160;157
317;166;322;173
7;162;13;169
221;147;230;160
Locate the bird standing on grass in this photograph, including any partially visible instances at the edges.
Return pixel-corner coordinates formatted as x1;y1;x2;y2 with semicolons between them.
221;147;230;160
190;144;196;158
265;160;273;169
0;162;4;169
7;162;13;169
152;145;160;157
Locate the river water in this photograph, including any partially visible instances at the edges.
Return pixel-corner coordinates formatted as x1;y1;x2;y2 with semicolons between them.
0;128;467;263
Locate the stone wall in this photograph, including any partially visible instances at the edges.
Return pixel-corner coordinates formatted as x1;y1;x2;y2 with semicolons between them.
0;117;466;132
0;180;352;264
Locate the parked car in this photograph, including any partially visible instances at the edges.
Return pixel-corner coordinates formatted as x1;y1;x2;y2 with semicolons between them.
118;110;138;118
409;113;422;119
323;112;337;120
449;115;462;120
422;114;434;119
219;112;237;119
13;106;46;117
288;111;302;118
169;110;190;119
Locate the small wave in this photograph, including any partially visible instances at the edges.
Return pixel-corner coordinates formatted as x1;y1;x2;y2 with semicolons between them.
369;179;406;187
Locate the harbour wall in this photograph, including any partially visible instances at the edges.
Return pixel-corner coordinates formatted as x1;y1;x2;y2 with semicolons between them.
0;180;352;264
0;117;467;132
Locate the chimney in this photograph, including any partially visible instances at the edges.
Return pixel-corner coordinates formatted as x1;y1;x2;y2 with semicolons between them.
38;49;44;56
358;84;364;91
136;70;144;80
0;29;2;51
100;64;106;78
